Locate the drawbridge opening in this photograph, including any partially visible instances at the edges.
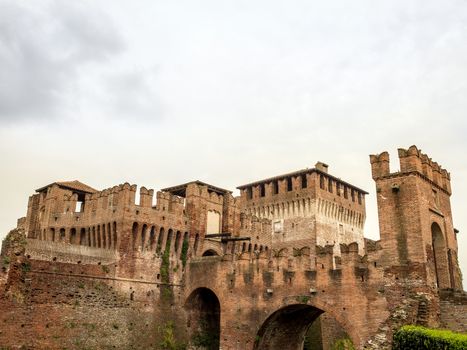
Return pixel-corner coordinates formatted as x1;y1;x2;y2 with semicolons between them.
254;304;352;350
185;288;220;350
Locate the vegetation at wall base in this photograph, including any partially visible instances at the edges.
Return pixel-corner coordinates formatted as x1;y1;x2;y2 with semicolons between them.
393;325;467;350
331;338;355;350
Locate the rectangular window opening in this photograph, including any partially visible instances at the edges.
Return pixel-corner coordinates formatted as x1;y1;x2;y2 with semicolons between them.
260;183;265;197
301;174;307;189
273;181;279;195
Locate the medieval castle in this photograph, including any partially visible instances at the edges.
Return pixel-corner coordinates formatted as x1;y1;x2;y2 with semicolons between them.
0;145;465;349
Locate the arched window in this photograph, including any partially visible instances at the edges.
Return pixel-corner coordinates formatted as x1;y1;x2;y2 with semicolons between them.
175;231;181;253
149;226;156;251
59;228;66;242
132;222;138;251
79;228;86;245
141;224;148;251
97;226;101;248
107;223;111;249
157;227;165;253
102;224;106;248
165;229;173;253
70;228;77;244
112;222;117;249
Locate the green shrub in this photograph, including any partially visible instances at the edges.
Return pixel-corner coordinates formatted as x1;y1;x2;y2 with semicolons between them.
159;321;186;350
331;338;355;350
180;239;189;268
393;325;467;350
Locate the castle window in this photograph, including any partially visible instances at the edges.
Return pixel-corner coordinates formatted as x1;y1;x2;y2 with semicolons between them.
174;231;181;253
344;186;348;199
60;228;66;241
132;223;139;251
320;175;325;190
157;228;164;253
351;189;355;202
358;193;362;205
70;228;77;244
260;183;265;197
75;201;83;212
301;174;307;189
287;177;293;191
113;222;117;249
206;210;221;234
336;182;341;196
273;181;279;195
432;189;440;208
328;179;333;193
246;187;252;200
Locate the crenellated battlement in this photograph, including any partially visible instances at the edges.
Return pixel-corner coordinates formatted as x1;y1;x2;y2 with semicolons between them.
1;144;464;350
370;145;452;194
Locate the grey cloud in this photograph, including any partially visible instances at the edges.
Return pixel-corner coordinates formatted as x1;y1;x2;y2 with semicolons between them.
102;68;163;122
0;1;125;123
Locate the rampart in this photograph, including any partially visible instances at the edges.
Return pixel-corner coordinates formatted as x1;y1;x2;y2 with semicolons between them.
0;145;464;349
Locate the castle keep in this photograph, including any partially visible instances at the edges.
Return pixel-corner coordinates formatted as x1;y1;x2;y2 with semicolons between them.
0;145;465;349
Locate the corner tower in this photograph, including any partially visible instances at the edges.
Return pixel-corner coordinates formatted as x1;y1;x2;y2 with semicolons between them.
370;145;462;290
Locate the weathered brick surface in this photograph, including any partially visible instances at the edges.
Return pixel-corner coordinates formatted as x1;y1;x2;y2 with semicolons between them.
0;145;464;349
439;290;467;333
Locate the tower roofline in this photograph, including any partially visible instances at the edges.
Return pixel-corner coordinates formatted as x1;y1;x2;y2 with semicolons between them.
237;167;368;194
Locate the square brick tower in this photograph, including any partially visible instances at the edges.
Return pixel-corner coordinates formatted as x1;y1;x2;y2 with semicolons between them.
370;145;462;290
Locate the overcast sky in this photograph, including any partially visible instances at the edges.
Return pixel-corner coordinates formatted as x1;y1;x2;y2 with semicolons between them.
0;0;466;279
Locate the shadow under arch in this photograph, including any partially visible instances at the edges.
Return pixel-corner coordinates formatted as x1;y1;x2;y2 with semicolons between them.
202;249;219;257
253;303;356;350
185;287;220;350
431;222;451;288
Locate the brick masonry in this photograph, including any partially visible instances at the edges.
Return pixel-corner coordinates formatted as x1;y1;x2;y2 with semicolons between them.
0;145;464;349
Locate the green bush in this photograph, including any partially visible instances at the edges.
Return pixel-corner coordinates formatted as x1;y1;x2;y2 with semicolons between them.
331;338;355;350
393;325;467;350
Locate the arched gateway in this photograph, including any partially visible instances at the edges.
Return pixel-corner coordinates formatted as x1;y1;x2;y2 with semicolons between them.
185;288;221;350
254;304;354;350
